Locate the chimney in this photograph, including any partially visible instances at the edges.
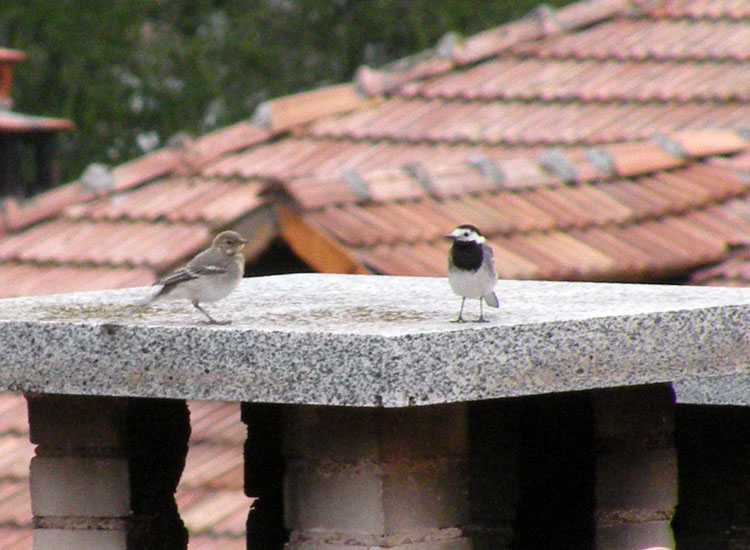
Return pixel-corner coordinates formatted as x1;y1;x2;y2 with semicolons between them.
0;48;26;110
0;48;72;197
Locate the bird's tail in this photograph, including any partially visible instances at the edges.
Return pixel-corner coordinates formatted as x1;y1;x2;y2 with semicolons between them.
483;291;499;308
136;286;163;307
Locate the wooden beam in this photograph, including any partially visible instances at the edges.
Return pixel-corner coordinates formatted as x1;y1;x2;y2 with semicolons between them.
230;202;280;263
277;205;368;274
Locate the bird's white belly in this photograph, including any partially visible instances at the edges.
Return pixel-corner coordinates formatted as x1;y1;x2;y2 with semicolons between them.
161;273;239;303
449;269;487;299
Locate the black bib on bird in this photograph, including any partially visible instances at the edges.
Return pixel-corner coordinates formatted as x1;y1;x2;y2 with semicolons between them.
451;241;483;271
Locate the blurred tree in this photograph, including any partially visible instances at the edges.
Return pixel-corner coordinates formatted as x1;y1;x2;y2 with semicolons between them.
0;0;572;184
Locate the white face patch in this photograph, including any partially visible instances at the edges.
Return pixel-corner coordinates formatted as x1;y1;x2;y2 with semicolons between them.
452;227;485;244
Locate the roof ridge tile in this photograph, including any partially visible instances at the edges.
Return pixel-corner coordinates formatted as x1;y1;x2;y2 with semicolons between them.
537;147;578;183
251;83;375;133
355;0;639;95
0;184;96;235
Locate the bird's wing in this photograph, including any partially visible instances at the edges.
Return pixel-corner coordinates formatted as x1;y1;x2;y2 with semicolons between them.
482;243;497;277
481;243;500;307
156;249;228;286
187;263;229;276
155;266;198;287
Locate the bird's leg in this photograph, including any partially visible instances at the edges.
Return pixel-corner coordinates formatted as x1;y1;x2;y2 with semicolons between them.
477;298;488;323
452;297;466;323
193;301;230;325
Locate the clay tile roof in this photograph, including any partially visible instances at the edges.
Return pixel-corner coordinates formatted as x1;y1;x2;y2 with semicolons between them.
251;83;375;132
0;393;248;550
0;393;34;550
286;130;750;281
1;1;750;547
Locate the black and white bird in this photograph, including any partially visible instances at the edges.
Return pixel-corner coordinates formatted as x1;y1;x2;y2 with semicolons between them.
146;230;247;324
445;224;499;322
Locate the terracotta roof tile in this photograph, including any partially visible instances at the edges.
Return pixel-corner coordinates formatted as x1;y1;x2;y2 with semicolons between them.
517;19;750;61
188;535;246;550
358;242;437;276
111;148;181;191
410;58;750;103
0;263;154;298
672;129;750;157
0;439;31;482
298;133;750;281
353;203;432;243
210;137;531;183
482;193;559;233
182;444;243;490
0;394;250;548
407;241;451;275
393;199;466;232
0;528;31;550
356;58;454;96
504;233;572;280
0;219;209;270
284;177;361;211
305;207;384;247
70;177;266;226
0;480;30;526
1;184;96;234
568;228;651;279
364;169;431;203
191;122;272;164
251;83;374;132
305;98;749;147
188;402;244;446
607;141;684;177
483;237;542;279
723;198;750;226
654;0;750;18
691;245;750;285
0;396;27;436
688;205;750;245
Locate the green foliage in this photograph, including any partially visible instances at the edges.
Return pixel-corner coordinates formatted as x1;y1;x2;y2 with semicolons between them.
0;0;572;183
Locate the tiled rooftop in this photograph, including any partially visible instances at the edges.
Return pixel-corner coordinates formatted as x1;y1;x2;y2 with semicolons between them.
1;0;750;547
1;0;749;297
287;130;750;281
0;394;248;550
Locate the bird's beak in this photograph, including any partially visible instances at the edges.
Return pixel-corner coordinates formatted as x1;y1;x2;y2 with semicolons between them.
444;234;456;240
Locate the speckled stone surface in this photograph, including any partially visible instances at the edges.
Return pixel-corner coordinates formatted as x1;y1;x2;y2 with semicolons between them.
0;274;748;407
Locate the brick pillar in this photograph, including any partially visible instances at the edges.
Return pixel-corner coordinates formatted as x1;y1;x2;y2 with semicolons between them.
26;394;190;550
282;404;470;550
593;384;677;550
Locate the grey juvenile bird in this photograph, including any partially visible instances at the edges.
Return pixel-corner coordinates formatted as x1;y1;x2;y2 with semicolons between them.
446;224;499;322
147;230;247;324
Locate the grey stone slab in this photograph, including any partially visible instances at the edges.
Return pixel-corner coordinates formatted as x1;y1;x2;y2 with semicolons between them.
0;274;748;407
